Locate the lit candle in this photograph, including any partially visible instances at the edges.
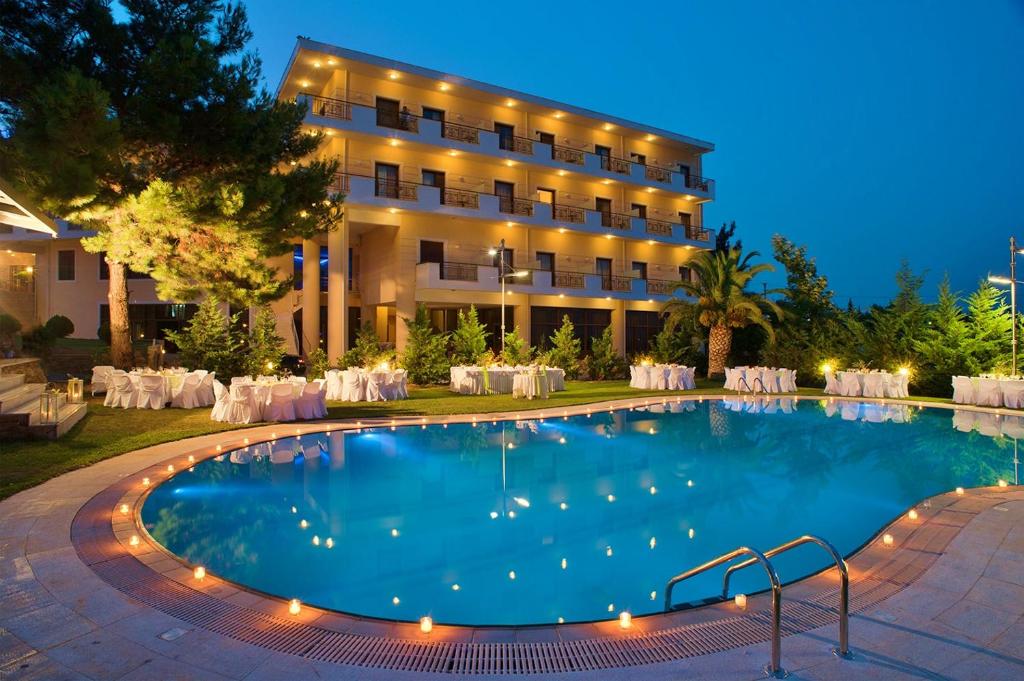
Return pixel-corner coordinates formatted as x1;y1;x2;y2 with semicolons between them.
618;611;632;629
557;617;565;624
325;537;334;549
119;504;129;515
288;599;301;615
734;593;747;609
243;438;249;445
142;477;150;487
129;535;140;547
300;519;308;529
187;455;195;464
882;533;894;547
955;487;965;496
312;535;320;546
166;465;174;473
908;509;919;521
193;566;206;580
998;479;1008;487
419;616;432;633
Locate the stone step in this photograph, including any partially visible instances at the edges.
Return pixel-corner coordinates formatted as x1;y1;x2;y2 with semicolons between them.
0;373;26;393
2;401;87;440
0;383;44;414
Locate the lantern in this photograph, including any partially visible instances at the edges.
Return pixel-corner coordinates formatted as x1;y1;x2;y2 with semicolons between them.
39;389;60;425
66;377;84;404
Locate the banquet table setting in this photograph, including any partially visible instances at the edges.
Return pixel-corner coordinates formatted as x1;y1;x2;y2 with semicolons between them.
951;375;1024;408
629;364;696;390
823;369;909;399
449;365;566;398
212;375;327;424
322;367;409;403
723;366;798;393
99;367;216;410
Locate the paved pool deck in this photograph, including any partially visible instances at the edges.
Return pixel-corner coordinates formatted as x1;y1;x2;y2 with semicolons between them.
2;396;1023;680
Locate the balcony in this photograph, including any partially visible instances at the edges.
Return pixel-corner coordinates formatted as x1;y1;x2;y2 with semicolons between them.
300;93;714;199
335;171;712;246
415;261;688;302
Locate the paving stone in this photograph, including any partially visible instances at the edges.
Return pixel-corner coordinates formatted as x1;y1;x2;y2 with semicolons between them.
0;652;91;681
964;576;1024;615
2;603;96;650
46;628;156;680
935;599;1018;643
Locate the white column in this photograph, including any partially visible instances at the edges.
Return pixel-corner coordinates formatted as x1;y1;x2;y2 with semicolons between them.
302;239;321;356
327;215;348;362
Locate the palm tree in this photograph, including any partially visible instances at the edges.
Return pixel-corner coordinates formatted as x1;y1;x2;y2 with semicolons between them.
665;248;782;378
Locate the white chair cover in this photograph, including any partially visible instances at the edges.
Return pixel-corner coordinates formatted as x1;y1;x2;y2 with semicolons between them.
195;372;216;406
723;367;737;391
1002;381;1024;409
951;376;974;405
628;365;638;388
294;381;327;419
653;366;668;390
839;372;862;397
341;369;366;402
170;373;202;409
366;372;388;402
324;369;344;400
635;366;652;390
393;369;409;399
211;380;230;422
90;365;114;395
823;370;840;395
862;373;885;398
136;374;166;409
667;366;684;390
975;378;1002;407
225;384;258;424
265;382;297;422
105;371;136;408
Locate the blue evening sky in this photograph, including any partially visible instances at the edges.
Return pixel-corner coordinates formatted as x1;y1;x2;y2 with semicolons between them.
244;0;1024;307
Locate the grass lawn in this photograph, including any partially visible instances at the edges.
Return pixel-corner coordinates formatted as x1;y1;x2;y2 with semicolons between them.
0;379;887;501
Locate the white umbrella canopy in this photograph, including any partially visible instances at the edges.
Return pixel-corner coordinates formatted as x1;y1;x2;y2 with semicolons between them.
0;177;57;236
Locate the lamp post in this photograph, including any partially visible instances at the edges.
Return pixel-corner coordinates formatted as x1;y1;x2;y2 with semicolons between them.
488;239;529;356
987;236;1024;376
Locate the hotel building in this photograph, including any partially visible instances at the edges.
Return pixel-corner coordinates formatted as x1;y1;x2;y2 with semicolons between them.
0;38;715;360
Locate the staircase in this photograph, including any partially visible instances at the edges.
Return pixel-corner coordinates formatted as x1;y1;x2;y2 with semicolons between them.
0;373;88;440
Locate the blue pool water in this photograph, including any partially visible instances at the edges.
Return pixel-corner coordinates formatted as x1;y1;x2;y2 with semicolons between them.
142;399;1019;626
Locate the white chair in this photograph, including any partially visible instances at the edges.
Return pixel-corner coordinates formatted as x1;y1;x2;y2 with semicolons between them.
105;372;137;408
211;380;230;422
265;382;297;422
839;372;862;397
823;370;840;395
782;369;797;392
628;365;638;388
951;376;975;405
170;373;202;409
324;369;344;400
895;374;909;399
393;370;409;399
195;372;216;407
635;366;652;390
366;372;387;402
760;368;779;394
225;384;258;424
1002;381;1024;409
653;366;668;390
975;378;1002;408
341;369;365;402
683;366;696;390
723;367;738;391
136;375;166;410
862;373;885;399
294;381;327;419
90;366;114;396
667;366;684;390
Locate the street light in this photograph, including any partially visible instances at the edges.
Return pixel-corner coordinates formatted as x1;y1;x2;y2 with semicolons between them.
488;239;529;355
988;236;1024;376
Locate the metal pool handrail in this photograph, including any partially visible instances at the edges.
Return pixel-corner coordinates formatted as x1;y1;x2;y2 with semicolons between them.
721;534;851;659
664;546;784;676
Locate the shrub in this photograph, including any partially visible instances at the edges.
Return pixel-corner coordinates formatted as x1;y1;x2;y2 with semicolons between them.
44;314;74;338
97;323;111;345
451;305;489;365
165;297;245;378
305;347;330;380
500;326;533;366
586;326;627;380
21;325;55;359
339;323;386;368
547;315;581;378
244;305;285;376
401;304;450;384
0;313;21;351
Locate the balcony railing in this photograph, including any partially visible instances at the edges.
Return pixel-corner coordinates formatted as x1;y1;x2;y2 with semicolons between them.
439;261;478;282
498;196;534;217
374;178;418;201
601;275;634;292
599;211;631;230
553;271;586;289
553;204;585;224
646;278;681;296
646;219;673;236
684;224;711;241
442;188;480;209
300;92;714;192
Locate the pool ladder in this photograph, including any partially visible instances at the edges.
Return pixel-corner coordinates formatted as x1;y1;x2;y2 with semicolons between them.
737;375;767;394
663;534;851;678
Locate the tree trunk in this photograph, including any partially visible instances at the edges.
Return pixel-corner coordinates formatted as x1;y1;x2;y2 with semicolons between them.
707;324;732;378
107;259;134;369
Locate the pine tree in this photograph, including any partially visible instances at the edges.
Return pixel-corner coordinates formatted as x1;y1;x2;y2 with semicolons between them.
166;298;244;378
451;305;489;365
547;315;582;378
587;326;626;379
966;282;1012;374
500;326;533;366
245;306;285;376
401;304;450;384
1;2;341;368
913;277;974;396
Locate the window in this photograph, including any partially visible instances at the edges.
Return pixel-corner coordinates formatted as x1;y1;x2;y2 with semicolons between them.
99;303;197;347
531;306;611;356
494;122;515;151
98;254;149;280
375;96;400;129
375;162;399;198
630;152;646;165
631;261;647;280
678;211;692;227
420;240;444;264
535;251;555;272
421;107;444;122
679;265;692;282
422;169;445;191
292;244;328;291
626;311;664;355
57;250;75;281
596;257;612;290
492;248;514;272
596;197;613;227
595;145;612;170
631;203;647;219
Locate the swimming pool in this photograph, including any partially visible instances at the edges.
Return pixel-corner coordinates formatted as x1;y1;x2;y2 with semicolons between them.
141;398;1019;626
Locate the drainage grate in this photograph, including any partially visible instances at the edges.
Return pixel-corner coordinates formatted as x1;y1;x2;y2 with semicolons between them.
70;479;961;674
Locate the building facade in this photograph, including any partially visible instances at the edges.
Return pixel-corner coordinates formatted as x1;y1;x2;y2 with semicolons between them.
0;38;715;360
